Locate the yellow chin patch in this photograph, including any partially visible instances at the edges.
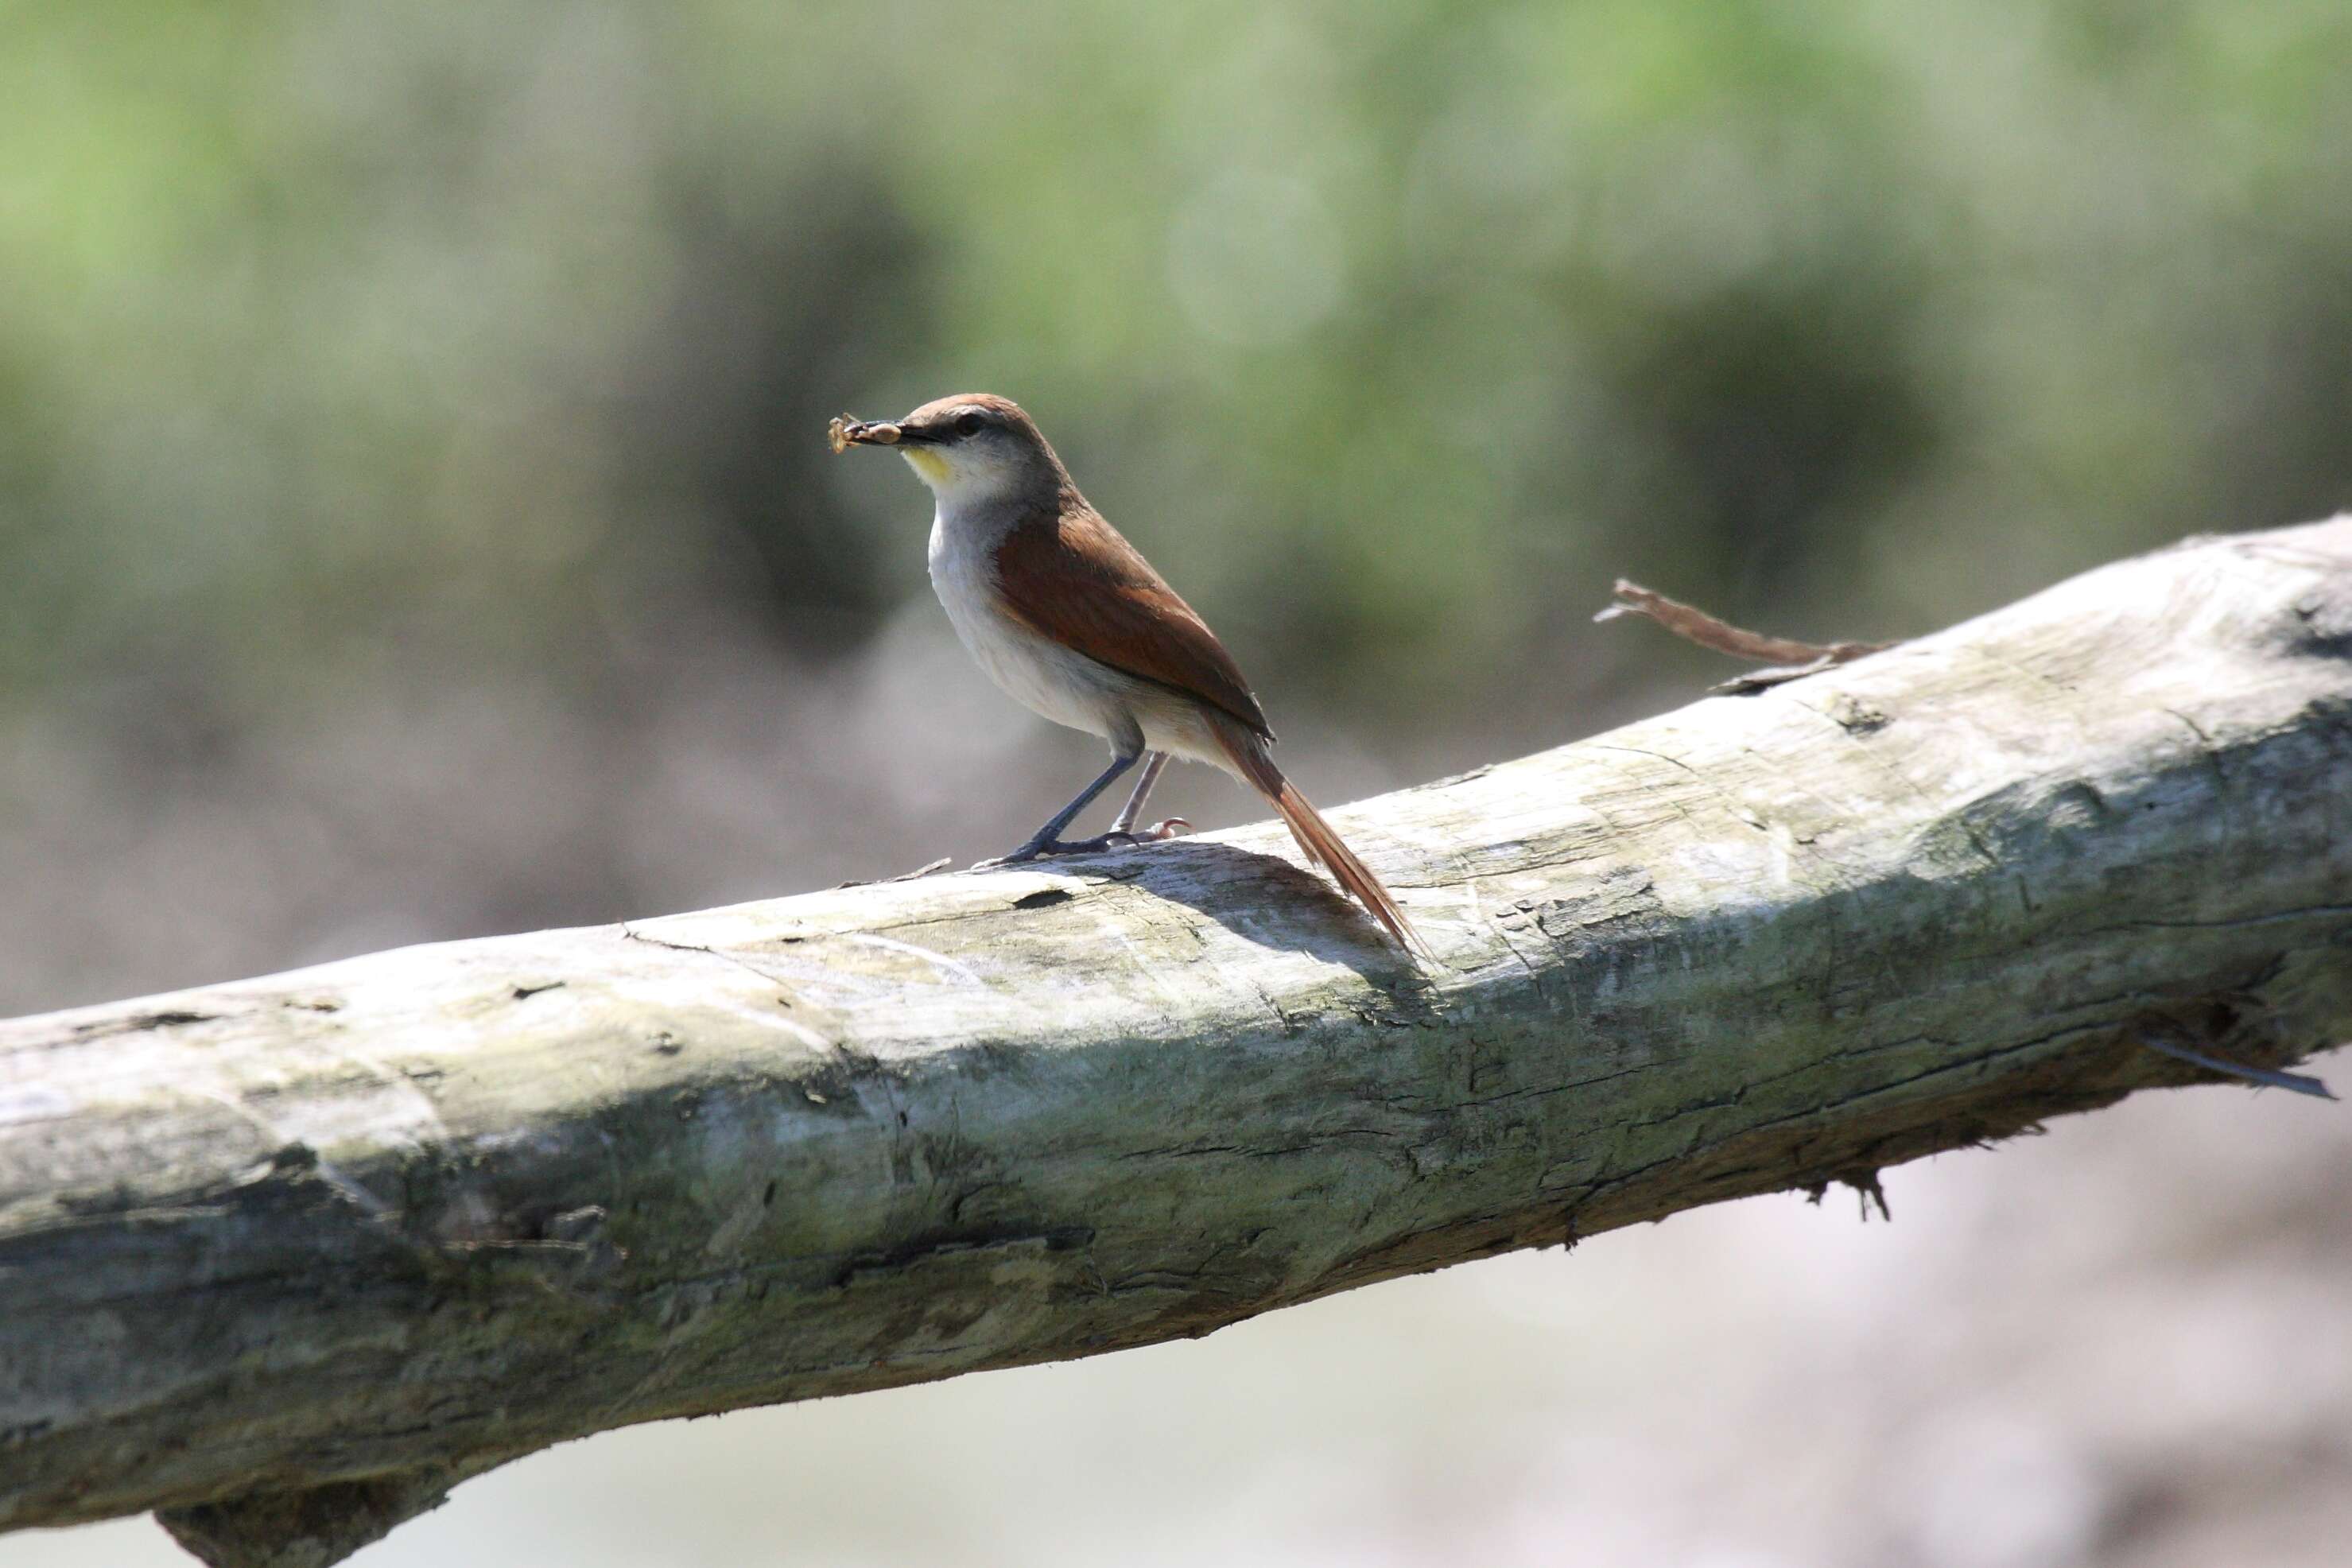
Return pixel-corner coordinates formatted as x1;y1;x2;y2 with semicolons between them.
900;447;953;484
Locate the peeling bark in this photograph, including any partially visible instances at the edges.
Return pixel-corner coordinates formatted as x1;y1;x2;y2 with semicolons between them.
5;520;2350;1567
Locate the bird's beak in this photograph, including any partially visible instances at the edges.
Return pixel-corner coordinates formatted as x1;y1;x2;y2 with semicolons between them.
826;415;910;455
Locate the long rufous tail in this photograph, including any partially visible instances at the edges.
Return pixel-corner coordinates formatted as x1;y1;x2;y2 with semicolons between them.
1209;714;1426;957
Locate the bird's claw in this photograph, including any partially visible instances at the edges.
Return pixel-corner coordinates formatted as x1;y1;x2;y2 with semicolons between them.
971;821;1190;871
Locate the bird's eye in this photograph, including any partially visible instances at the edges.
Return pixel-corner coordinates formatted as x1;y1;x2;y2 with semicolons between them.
953;411;986;438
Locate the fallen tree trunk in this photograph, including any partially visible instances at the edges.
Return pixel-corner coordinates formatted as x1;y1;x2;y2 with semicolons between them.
5;520;2350;1567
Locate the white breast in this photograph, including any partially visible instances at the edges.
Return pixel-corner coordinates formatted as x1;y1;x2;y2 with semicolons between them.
927;503;1138;746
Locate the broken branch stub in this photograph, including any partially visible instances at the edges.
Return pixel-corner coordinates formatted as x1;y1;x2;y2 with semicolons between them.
1595;577;1899;690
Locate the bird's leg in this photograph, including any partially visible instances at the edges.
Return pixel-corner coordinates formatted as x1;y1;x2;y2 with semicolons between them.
976;751;1141;867
1109;751;1167;833
1108;751;1189;843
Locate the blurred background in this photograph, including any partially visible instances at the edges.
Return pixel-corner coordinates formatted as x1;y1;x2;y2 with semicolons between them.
6;1;2350;1563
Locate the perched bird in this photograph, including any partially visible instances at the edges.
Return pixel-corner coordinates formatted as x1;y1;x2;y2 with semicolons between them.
829;394;1421;953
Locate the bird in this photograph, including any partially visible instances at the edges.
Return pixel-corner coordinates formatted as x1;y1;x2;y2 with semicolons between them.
829;393;1422;953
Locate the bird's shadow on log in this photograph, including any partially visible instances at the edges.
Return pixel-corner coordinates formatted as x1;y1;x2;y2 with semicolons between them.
1029;837;1436;1000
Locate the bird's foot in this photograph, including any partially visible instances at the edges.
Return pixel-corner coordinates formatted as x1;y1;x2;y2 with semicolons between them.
972;836;1120;869
971;823;1188;871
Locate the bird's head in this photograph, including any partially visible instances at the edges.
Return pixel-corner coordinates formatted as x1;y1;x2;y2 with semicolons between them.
828;393;1064;507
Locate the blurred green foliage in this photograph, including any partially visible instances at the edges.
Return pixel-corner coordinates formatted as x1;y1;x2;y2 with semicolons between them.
3;0;2348;722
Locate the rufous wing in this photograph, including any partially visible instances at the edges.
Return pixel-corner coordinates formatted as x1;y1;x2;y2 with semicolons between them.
988;504;1274;739
992;501;1422;956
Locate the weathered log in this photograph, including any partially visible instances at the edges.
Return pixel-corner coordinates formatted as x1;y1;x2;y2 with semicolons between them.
4;520;2349;1566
